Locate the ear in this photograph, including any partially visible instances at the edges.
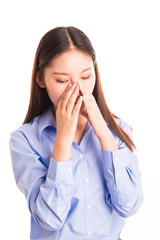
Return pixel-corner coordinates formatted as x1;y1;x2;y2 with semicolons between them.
36;73;46;88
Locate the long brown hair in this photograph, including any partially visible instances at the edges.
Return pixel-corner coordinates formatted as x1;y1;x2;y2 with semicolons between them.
24;26;135;152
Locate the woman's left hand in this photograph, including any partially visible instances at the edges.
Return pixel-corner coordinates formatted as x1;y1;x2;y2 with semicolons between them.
79;83;119;150
79;84;107;138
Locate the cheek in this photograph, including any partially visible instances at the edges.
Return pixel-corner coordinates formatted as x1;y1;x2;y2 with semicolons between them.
82;76;96;93
45;84;66;106
90;77;96;92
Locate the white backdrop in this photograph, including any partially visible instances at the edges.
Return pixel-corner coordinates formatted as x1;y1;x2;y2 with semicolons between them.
1;0;160;239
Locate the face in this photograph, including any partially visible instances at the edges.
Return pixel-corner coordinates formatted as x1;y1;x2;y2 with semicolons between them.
37;49;96;108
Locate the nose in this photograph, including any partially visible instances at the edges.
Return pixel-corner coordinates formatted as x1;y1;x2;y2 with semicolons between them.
70;79;79;85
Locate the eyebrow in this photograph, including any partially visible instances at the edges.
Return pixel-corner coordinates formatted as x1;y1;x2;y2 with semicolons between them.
52;67;91;76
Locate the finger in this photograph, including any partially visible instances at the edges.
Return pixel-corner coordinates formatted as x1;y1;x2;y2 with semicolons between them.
72;95;83;115
79;101;86;115
79;84;89;107
79;84;88;105
66;84;80;114
60;82;78;109
57;83;72;108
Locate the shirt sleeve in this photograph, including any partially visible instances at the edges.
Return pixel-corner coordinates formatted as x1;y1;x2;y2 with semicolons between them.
9;130;73;231
101;121;144;218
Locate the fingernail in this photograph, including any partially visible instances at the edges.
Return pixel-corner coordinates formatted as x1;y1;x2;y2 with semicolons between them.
68;83;72;87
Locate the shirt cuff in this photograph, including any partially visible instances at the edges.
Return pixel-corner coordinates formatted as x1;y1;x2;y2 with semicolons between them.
47;157;73;185
101;148;129;171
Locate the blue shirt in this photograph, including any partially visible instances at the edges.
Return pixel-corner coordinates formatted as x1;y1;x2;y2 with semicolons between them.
9;107;143;240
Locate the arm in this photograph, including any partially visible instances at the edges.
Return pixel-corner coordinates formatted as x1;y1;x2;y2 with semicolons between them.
10;82;83;231
79;84;143;217
79;83;119;151
101;122;144;217
10;130;73;231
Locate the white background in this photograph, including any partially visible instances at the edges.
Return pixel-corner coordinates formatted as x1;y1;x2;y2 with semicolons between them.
0;0;160;239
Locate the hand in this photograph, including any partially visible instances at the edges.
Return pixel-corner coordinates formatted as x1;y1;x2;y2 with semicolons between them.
79;84;118;150
79;83;107;138
55;81;83;144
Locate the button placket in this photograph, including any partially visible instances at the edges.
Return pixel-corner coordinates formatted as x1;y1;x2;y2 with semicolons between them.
87;230;92;236
86;204;91;209
78;150;93;238
84;178;89;183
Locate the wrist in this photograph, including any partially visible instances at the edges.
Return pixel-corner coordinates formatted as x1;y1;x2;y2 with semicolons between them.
56;132;73;146
52;135;73;162
97;125;119;151
94;118;108;138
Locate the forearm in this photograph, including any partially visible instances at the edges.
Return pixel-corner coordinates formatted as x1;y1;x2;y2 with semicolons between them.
52;135;72;162
102;148;143;217
97;122;119;151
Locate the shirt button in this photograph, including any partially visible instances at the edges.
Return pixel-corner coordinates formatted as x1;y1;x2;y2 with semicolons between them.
86;204;91;209
84;178;89;183
80;154;83;158
115;156;119;161
87;231;92;235
67;168;71;172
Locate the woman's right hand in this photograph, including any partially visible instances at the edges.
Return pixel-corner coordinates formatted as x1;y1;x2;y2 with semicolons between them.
52;81;83;162
56;81;83;142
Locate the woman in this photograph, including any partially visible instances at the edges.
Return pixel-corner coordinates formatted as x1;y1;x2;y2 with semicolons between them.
10;26;143;240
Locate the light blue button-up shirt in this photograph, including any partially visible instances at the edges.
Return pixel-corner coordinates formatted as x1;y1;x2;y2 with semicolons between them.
9;107;143;240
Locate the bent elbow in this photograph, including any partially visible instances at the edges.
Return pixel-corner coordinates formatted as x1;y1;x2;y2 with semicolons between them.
29;187;72;232
113;192;144;218
33;211;65;231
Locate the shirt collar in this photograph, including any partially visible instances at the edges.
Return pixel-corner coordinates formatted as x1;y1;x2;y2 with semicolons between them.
38;106;109;140
38;106;57;138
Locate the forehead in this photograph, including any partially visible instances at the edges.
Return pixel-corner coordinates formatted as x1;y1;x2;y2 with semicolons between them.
48;49;93;72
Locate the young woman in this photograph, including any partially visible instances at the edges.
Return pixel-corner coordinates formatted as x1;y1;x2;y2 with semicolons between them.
10;26;143;240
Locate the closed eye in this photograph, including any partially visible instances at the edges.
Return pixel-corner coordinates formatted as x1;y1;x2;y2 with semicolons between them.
81;75;90;80
56;80;68;83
